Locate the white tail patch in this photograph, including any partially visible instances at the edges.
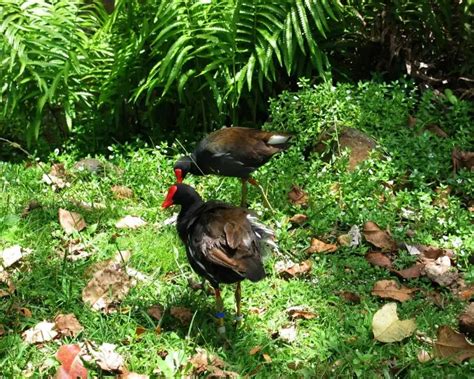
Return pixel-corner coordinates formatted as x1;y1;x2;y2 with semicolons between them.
268;134;290;145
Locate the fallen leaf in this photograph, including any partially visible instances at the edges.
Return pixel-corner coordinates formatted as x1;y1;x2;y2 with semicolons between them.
459;303;474;338
365;252;392;268
82;264;131;312
147;304;164;321
458;285;474;301
419;245;446;260
407;115;417;128
277;325;297;343
452;148;474;174
262;354;272;363
59;239;91;261
392;263;425;279
1;245;24;268
425;291;445;308
433;186;452;208
71;199;107;211
372;303;416;343
434;326;474;362
135;326;146;338
56;344;88;379
189;348;226;375
424;256;458;287
249;306;266;315
54;314;83;337
111;185;134;200
0;270;15;297
363;222;397;251
115;215;147;229
59;208;86;234
289;214;308;225
118;372;150;379
170;307;193;325
403;243;422;256
287;306;317;320
91;343;125;372
337;234;351;246
21;200;41;218
17;307;32;318
42;163;70;190
275;260;312;279
307;238;337;254
288;185;309;206
22;321;58;344
417;349;432;363
249;346;262;355
424;124;448;138
338;291;361;304
371;280;418;302
0;324;5;336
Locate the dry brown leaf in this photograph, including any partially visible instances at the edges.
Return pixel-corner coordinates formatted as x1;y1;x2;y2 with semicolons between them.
82;264;131;312
54;314;83;337
289;214;308;225
424;124;448;138
365;252;392;268
22;321;58;344
307;238;337;254
0;324;5;336
458;285;474;301
0;270;15;297
371;280;418;302
147;304;164;321
418;245;446;260
91;343;125;372
115;215;147;229
459;303;474;338
275;260;312;279
287;306;317;320
288;185;309;206
249;346;262;355
135;326;146;338
452;148;474;174
42;163;70;190
433;186;452;208
189;348;226;375
59;208;86;234
111;185;134;200
118;372;149;379
417;350;432;363
372;303;416;343
21;200;41;218
338;291;361;304
56;344;88;379
423;256;458;287
60;239;91;261
407;115;417;128
249;306;266;315
170;306;193;325
17;307;32;318
363;222;397;251
392;263;425;279
434;326;474;362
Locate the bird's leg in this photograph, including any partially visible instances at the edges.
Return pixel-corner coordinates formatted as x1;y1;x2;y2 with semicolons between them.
248;177;274;212
234;281;243;325
241;178;248;208
214;288;226;335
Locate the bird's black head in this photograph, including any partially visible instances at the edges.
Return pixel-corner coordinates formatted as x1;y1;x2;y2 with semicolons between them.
162;183;202;209
173;156;193;183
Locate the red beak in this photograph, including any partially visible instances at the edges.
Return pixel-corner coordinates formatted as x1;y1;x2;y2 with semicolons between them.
162;185;178;209
174;168;183;183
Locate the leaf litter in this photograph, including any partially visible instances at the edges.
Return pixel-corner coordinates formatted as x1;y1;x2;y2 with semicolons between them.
363;221;398;251
371;280;418;302
372;303;416;343
59;208;86;234
434;326;474;362
307;238;337;254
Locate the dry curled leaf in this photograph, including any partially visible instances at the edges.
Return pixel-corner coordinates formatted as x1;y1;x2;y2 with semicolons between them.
371;280;418;302
372;303;416;343
417;350;432;363
458;285;474;301
338;291;361;304
249;346;262;355
147;304;164;321
288;185;309;206
363;222;397;251
392;263;425;279
287;306;317;320
307;238;337;254
365;252;392;268
42;163;70;190
452;148;474;174
277;325;297;343
115;215;147;229
56;344;88;379
289;214;308;225
22;321;58;344
459;303;474;338
424;124;448;138
434;326;474;362
170;307;193;325
54;314;83;337
423;256;458;287
275;260;312;279
91;343;125;373
111;185;134;200
189;348;226;375
59;208;86;234
82;264;131;312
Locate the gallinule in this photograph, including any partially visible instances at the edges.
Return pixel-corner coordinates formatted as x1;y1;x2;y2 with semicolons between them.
173;127;292;209
162;183;275;334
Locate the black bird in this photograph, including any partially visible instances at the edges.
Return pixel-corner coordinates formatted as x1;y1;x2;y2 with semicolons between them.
162;183;275;334
173;127;292;208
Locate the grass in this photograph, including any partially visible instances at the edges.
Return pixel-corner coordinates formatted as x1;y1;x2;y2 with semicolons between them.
1;80;473;377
